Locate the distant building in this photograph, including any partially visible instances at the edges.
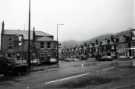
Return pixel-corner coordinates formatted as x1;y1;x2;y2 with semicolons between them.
116;29;135;57
1;21;57;63
60;28;135;59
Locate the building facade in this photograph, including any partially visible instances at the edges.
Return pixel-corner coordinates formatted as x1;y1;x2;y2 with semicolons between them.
60;29;135;60
1;21;57;63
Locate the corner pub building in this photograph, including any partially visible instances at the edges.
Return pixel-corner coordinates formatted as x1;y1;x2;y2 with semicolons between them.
1;21;58;64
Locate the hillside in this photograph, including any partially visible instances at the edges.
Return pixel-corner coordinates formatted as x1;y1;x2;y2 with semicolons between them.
61;40;83;48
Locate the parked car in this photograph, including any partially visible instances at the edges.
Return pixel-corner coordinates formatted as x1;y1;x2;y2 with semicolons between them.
118;56;129;61
99;56;113;61
80;54;87;60
31;59;40;65
49;58;58;64
0;56;15;76
0;55;29;76
64;58;74;62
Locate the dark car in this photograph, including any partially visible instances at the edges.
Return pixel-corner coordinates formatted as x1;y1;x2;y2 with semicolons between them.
0;56;15;76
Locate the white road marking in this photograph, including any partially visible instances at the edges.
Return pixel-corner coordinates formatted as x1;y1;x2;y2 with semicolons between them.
45;73;89;85
45;66;115;85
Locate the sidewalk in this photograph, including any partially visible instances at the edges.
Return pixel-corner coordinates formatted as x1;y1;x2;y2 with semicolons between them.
31;64;59;72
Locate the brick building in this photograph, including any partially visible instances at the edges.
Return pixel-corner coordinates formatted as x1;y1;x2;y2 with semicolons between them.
1;21;57;63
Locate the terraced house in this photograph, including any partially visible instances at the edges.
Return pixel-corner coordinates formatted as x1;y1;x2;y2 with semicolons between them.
1;21;58;63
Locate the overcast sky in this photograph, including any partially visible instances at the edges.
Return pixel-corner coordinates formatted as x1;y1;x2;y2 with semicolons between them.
0;0;134;41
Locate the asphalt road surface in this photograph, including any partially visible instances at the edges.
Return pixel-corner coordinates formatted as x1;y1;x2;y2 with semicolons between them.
0;61;113;89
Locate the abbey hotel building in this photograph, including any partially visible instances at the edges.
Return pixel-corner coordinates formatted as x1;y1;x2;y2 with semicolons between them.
1;21;58;63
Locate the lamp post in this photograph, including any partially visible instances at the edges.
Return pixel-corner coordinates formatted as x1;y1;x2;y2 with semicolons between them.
27;0;31;67
57;24;64;62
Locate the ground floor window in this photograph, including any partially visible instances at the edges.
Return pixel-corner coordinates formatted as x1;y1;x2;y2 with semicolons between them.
7;53;12;57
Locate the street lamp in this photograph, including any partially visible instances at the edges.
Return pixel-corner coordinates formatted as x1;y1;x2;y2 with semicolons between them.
57;24;64;62
27;0;31;67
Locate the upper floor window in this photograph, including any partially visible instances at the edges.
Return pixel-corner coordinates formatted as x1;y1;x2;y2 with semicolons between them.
9;38;12;41
47;42;51;48
7;53;11;57
40;42;44;48
18;35;23;41
8;43;13;49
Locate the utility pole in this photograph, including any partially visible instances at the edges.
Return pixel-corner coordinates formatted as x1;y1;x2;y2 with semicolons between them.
57;24;64;62
27;0;31;67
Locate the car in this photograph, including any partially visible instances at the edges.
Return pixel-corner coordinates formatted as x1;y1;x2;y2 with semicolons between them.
64;58;74;62
118;56;129;61
49;58;58;63
99;56;113;61
0;56;15;76
80;54;87;60
31;59;40;65
129;56;134;59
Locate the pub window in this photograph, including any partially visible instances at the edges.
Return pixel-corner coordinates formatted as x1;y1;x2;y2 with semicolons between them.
40;42;44;48
9;38;12;41
18;35;22;41
47;42;51;48
8;46;12;49
8;43;13;49
7;53;11;57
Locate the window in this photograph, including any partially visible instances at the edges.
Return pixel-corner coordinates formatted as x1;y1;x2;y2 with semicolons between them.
18;35;23;46
40;42;44;48
47;42;51;48
7;53;11;57
9;38;12;41
8;43;13;49
18;35;22;41
40;53;45;57
18;43;22;46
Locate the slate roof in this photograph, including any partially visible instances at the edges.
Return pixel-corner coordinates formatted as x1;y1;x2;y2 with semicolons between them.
37;36;56;42
4;29;53;40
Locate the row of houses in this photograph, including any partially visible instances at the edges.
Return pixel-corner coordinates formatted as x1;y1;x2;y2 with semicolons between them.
61;28;135;59
1;21;58;63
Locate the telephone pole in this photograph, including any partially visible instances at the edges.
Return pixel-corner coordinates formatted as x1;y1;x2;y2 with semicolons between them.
57;24;64;62
27;0;31;67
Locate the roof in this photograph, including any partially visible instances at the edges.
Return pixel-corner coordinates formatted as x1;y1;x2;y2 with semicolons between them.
4;30;53;40
37;37;56;42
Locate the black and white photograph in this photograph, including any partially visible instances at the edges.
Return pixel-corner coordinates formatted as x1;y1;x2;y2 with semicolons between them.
0;0;134;89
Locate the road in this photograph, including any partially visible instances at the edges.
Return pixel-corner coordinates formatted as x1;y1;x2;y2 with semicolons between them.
0;60;114;89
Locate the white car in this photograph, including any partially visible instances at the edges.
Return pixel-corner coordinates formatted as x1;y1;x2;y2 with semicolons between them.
100;56;113;61
50;58;57;63
31;59;40;65
118;56;129;61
